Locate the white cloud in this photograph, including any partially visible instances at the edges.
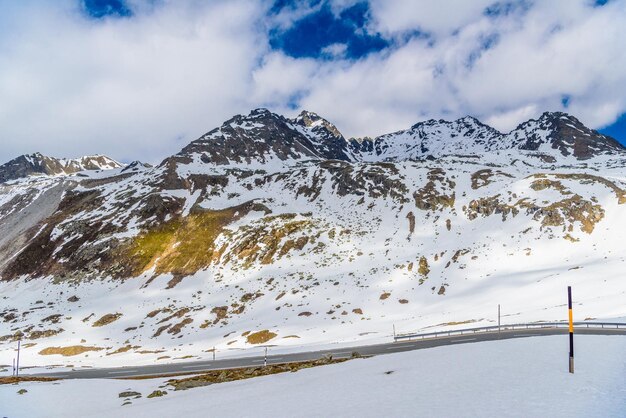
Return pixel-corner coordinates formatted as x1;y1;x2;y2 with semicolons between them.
453;0;626;128
484;104;540;133
0;0;269;164
0;0;625;164
267;0;323;31
251;52;318;108
292;39;454;138
261;0;626;137
368;0;496;37
321;43;348;58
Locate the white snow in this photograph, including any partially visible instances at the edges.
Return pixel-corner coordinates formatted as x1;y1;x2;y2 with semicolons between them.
2;153;626;369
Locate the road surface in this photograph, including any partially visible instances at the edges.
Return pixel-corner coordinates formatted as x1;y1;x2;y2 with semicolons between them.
26;325;626;380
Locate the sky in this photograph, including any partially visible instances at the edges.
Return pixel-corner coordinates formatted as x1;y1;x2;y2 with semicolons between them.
0;0;625;164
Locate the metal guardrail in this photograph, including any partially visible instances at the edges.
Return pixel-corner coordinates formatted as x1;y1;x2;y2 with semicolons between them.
394;322;626;342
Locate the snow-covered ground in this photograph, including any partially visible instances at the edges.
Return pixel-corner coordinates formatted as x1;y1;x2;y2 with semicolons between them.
1;335;624;418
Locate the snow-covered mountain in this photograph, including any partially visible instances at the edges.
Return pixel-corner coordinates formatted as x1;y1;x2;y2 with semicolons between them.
176;109;622;167
1;109;625;369
174;109;354;168
0;153;123;183
351;112;624;162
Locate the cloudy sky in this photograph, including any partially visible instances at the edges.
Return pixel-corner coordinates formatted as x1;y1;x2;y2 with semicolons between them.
0;0;625;164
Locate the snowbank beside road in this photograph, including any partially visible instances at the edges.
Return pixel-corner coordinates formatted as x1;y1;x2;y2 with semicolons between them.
1;335;625;418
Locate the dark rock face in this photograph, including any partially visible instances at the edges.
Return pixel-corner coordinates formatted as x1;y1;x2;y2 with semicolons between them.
348;137;375;156
292;160;410;203
544;113;624;159
121;161;151;173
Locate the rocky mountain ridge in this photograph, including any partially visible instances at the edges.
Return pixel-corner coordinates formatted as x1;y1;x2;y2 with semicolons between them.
2;110;622;185
164;109;625;170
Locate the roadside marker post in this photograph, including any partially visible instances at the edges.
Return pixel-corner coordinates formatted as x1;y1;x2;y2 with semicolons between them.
498;304;501;337
568;286;574;374
264;346;268;367
213;346;216;361
16;338;21;377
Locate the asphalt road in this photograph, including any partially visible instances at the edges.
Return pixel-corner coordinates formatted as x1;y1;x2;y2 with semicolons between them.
27;327;626;380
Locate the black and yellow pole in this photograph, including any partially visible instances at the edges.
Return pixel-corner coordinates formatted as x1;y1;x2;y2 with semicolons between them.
568;286;574;374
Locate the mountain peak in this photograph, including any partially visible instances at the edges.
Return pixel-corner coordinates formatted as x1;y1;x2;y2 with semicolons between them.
536;111;583;126
506;112;624;160
174;108;353;167
295;110;323;123
248;108;275;118
457;115;483;125
292;110;344;139
539;110;572;119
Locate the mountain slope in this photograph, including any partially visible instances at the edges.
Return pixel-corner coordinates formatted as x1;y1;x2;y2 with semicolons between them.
0;109;625;369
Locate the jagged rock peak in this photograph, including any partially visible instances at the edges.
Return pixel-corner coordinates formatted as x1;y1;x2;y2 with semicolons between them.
249;107;274;117
412;115;499;132
220;108;284;126
538;110;579;122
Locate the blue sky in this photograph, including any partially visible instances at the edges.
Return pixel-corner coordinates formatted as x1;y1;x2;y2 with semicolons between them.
0;0;624;162
83;0;131;18
599;114;626;143
268;1;389;59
